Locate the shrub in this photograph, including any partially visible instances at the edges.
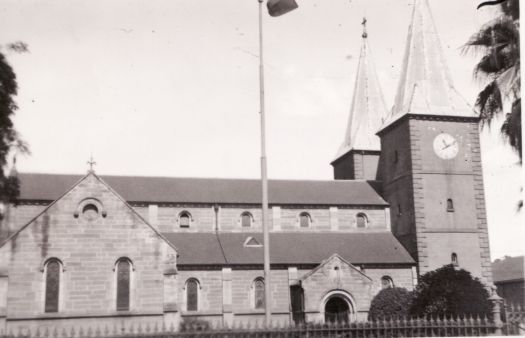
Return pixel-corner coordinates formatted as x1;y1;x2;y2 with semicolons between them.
368;287;414;320
410;264;492;318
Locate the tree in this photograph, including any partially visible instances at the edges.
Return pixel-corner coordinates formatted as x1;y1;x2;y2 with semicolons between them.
463;0;521;160
410;265;492;318
368;287;414;321
0;42;29;211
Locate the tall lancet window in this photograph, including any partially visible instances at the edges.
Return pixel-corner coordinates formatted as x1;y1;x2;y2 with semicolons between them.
44;259;61;313
186;278;199;311
253;278;265;310
116;258;132;311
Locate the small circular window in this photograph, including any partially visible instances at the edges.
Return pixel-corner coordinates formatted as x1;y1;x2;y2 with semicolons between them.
82;203;99;221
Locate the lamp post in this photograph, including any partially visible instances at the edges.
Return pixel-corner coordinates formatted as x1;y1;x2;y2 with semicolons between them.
257;0;271;326
257;0;297;326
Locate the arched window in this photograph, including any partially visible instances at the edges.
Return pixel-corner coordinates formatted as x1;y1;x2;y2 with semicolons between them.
253;278;265;310
241;212;253;227
356;213;368;228
116;258;132;311
44;258;61;313
381;276;394;289
74;198;107;219
299;212;311;228
179;211;191;228
186;279;199;311
447;199;454;212
397;204;402;216
82;203;99;220
451;253;459;266
393;150;399;163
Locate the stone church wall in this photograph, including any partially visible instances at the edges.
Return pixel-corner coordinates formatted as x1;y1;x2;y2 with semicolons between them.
119;204;390;233
0;175;178;333
172;265;415;327
176;268;291;326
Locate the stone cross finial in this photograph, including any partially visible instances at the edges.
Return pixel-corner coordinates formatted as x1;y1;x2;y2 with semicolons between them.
361;17;367;38
87;155;96;173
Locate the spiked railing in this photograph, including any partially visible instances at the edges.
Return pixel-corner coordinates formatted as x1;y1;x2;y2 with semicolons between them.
0;314;504;338
502;302;525;335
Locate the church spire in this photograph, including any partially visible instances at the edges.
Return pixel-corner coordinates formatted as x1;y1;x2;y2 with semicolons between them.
334;18;388;160
381;0;475;130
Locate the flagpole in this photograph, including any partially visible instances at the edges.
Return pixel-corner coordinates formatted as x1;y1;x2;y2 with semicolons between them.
258;0;272;326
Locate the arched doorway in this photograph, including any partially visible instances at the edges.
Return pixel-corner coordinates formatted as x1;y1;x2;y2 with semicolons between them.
324;296;350;324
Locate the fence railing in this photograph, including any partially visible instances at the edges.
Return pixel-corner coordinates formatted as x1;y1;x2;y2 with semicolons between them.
502;303;525;336
0;316;501;338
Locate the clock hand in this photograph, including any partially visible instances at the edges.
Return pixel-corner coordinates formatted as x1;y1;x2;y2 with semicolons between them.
442;140;457;150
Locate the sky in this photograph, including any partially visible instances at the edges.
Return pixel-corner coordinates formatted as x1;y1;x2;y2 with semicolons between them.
0;0;522;260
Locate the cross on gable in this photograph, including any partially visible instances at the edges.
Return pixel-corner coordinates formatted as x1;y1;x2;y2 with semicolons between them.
87;155;97;173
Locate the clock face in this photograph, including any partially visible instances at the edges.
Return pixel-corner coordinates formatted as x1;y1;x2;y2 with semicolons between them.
433;133;459;159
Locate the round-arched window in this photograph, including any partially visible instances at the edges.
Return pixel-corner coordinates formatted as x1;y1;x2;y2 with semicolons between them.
356;213;368;228
451;253;459;266
82;204;99;221
381;276;394;289
241;212;253;227
299;212;311;228
179;211;191;228
44;258;62;313
186;278;199;311
253;278;265;310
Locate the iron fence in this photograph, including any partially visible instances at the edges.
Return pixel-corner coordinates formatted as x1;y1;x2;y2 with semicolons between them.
502;303;525;336
0;316;501;338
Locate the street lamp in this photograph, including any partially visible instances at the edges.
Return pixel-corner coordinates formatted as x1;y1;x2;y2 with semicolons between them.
256;0;298;326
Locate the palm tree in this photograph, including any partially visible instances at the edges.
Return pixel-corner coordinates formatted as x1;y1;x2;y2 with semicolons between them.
463;0;521;161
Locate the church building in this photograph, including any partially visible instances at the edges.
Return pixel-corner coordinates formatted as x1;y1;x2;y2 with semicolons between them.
0;0;492;332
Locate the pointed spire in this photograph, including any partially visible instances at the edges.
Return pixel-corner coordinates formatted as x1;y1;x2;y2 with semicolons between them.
381;0;475;130
334;18;388;160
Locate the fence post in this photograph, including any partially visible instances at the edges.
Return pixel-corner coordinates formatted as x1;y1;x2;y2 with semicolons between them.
489;285;504;336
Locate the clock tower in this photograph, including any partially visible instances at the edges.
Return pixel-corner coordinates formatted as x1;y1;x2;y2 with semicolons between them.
377;0;492;283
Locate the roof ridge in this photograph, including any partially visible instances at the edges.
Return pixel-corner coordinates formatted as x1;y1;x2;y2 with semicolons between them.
17;172;375;183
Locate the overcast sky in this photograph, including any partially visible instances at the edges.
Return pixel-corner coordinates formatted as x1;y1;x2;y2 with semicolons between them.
0;0;522;260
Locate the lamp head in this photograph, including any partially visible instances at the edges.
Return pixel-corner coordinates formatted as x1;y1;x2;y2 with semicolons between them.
267;0;298;17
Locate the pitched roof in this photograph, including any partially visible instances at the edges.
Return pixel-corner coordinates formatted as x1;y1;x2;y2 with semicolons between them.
380;0;476;132
1;173;178;253
16;173;387;206
300;253;372;282
335;21;388;160
162;232;415;266
492;256;525;283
